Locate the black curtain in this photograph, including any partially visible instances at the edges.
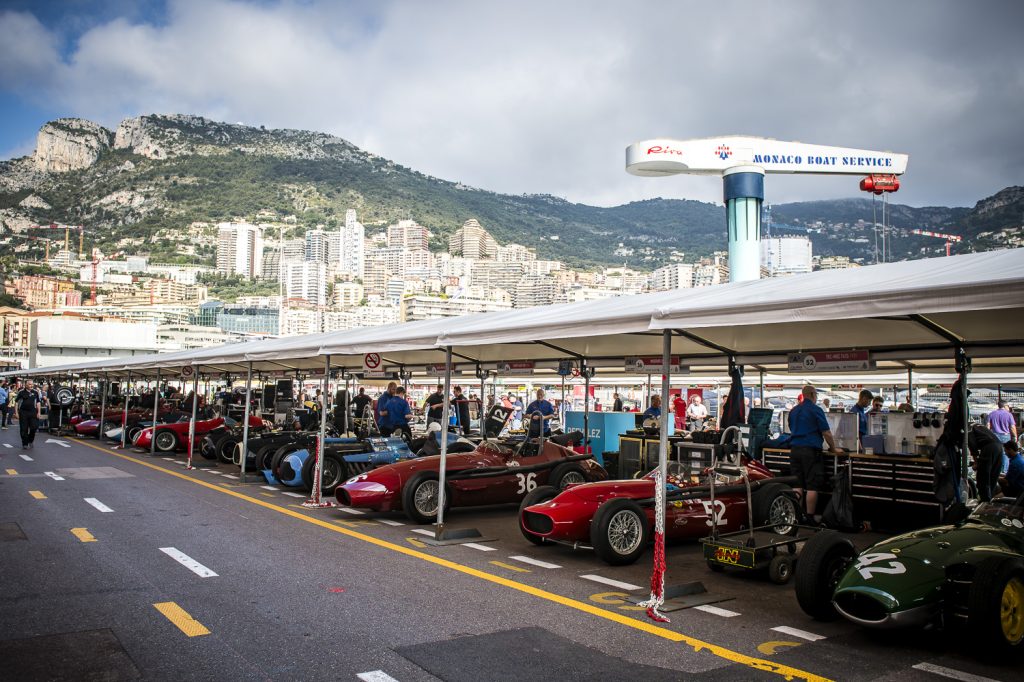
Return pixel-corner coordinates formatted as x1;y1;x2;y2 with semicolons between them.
719;366;746;430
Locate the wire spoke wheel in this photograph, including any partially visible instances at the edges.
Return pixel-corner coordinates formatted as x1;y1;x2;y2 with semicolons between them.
608;510;643;556
1001;577;1024;645
769;495;797;534
413;479;439;517
560;470;586;488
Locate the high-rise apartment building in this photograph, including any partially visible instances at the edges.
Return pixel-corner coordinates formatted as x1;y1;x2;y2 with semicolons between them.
513;274;558;308
340;209;365;279
387;219;430;250
496;243;536;262
216;222;263;278
761;236;812;276
283;261;328;306
649;263;695;291
305;229;330;263
449;219;498;260
470;261;524;293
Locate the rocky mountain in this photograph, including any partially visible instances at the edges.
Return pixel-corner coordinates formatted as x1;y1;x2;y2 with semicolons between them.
1;114;1021;268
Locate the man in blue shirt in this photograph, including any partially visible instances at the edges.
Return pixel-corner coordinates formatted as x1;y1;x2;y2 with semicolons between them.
0;380;9;430
849;389;873;443
382;386;413;441
789;385;841;522
642;395;662;419
525;389;555;437
1001;441;1024;498
374;382;396;431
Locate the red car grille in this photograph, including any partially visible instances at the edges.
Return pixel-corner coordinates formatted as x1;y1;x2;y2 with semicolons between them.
522;511;553;536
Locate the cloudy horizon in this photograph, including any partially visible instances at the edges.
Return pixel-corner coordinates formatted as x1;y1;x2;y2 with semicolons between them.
1;0;1021;209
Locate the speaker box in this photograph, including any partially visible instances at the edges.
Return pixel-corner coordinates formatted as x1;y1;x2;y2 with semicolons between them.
276;379;294;401
262;384;276;410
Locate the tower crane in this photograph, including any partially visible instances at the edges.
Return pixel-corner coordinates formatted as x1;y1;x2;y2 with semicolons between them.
6;232;58;260
911;229;962;257
32;223;88;259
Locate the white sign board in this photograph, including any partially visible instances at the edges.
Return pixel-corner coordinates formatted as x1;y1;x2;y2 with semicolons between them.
180;365;195;379
626;356;686;373
495;361;535;376
362;352;390;378
788;350;872;373
424;364;462;377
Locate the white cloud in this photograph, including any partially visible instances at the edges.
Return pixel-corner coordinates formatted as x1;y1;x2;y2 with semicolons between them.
0;0;1021;208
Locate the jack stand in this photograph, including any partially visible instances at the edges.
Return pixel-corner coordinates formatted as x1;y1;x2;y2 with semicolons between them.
422;527;495;546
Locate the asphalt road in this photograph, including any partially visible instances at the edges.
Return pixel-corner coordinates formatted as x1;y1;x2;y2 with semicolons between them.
0;430;1018;681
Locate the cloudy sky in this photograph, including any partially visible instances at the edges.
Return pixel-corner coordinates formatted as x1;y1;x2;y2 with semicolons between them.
0;0;1021;208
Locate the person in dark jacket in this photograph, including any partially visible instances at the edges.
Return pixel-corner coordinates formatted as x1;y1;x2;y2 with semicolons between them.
452;386;472;435
16;379;43;449
969;423;1004;502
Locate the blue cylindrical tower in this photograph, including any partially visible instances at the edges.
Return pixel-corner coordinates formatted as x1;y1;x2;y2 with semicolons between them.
723;165;765;282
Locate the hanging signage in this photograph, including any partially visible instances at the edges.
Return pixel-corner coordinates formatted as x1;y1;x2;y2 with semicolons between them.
424;364;462;377
626;356;685;373
496;361;535;375
180;365;195;379
362;352;391;378
356;371;399;381
788;350;872;373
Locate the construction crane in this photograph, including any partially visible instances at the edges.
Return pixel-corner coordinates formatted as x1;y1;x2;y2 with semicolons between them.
32;223;87;259
90;247;101;304
911;229;962;256
6;232;59;260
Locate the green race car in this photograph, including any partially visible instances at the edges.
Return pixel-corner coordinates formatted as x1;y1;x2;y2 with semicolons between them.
795;493;1024;658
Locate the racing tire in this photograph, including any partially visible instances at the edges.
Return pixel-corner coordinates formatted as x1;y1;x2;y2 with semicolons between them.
127;425;144;444
967;557;1024;658
55;386;75;408
752;482;799;536
590;498;650;566
199;435;219;460
253;443;280;472
549;463;587;491
518;485;559;545
794;530;857;620
154;429;179;453
270;444;302;480
218;436;240;464
301;452;347;495
768;554;794;585
402;471;450;525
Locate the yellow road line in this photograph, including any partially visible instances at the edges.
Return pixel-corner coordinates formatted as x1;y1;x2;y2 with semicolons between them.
335;519;374;528
6;468;17;475
407;537;427;548
153;602;210;637
29;490;47;500
260;492;275;497
490;560;531;573
74;438;830;682
71;528;97;543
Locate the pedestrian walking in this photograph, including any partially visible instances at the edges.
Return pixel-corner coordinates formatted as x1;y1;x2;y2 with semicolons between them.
16;379;43;449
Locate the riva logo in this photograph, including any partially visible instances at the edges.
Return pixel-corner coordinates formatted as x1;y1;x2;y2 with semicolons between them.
646;145;682;156
716;145;732;160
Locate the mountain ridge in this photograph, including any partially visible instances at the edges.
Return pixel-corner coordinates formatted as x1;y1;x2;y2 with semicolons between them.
1;114;1021;268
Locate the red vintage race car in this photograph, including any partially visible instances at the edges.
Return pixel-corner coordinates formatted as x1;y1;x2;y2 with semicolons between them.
518;457;799;565
135;414;263;453
336;437;608;524
73;408;171;437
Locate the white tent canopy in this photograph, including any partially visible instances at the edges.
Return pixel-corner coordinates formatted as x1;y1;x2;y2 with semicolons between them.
6;249;1023;379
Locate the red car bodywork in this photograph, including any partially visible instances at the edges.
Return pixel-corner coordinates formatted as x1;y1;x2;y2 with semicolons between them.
134;416;260;451
337;440;607;514
73;409;167;436
520;459;784;545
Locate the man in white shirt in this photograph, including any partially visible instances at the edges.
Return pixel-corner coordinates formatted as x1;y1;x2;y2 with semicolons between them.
686;395;709;429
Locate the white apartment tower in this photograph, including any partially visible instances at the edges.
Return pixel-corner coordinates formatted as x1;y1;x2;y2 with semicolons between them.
283;261;328;306
449;219;498;260
216;222;264;278
649;263;695;291
305;229;330;263
387;219;430;250
761;236;813;276
340;209;365;279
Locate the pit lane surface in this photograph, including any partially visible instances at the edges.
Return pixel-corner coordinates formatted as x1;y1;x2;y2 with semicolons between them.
0;432;1017;682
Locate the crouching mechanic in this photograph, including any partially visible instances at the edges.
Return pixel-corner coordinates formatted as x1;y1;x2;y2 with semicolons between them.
788;385;842;523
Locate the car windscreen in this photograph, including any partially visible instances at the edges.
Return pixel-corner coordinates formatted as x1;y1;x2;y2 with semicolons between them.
971;493;1024;524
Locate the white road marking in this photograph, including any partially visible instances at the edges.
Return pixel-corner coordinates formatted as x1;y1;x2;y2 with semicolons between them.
261;485;278;491
693;604;740;618
411;528;434;536
357;672;399;682
19;454;33;461
84;497;114;513
911;663;1000;682
3;443;12;448
509;555;562;569
771;626;825;642
44;471;64;481
337;507;365;515
159;547;218;578
376;519;404;526
162;457;175;461
463;542;497;552
579;574;642;591
45;439;70;448
283;492;305;498
222;474;238;479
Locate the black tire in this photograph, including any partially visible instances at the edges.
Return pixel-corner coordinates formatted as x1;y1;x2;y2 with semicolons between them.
301;452;347;495
590;498;650;566
55;386;75;408
199;434;219;460
967;557;1024;658
218;436;240;464
402;471;449;524
154;429;179;453
549;462;587;490
127;425;144;444
270;443;301;480
518;485;559;545
252;443;280;471
752;482;799;536
794;530;857;620
768;554;794;585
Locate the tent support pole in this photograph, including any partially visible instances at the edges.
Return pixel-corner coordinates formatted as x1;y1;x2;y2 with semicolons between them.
583;360;591;451
240;363;253;484
907;369;914;408
480;370;487;442
436;346;453;540
187;370;199;469
120;371;132;449
758;369;765;409
98;372;107;441
307;355;331;506
957;347;970;497
150;369;160;457
646;374;651;410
